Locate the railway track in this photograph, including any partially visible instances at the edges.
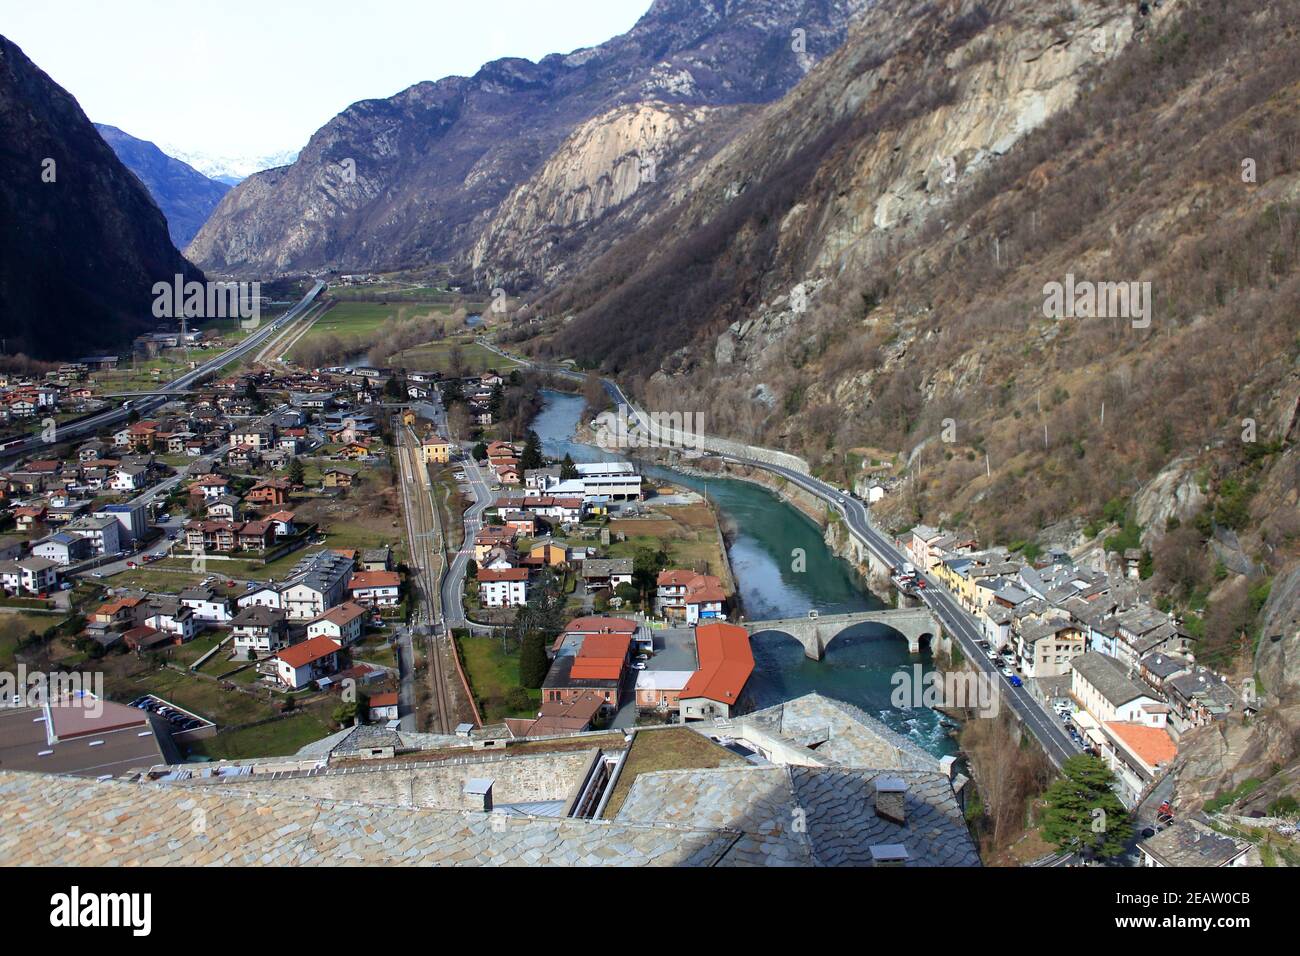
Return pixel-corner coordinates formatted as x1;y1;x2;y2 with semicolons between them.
395;425;454;733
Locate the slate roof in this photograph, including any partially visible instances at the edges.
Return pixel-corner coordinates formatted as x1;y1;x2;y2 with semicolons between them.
0;770;734;866
615;765;979;867
1138;818;1250;867
1071;652;1151;708
728;693;941;771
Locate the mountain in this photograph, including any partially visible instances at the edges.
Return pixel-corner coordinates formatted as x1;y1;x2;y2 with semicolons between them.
94;124;231;247
187;0;869;277
159;146;301;185
0;35;203;360
527;0;1300;787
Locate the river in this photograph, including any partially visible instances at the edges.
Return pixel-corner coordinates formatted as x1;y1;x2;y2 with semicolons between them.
533;390;956;758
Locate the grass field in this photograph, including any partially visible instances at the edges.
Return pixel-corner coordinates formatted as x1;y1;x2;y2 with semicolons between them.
0;611;66;669
391;339;517;375
289;300;465;358
188;712;333;760
457;634;539;721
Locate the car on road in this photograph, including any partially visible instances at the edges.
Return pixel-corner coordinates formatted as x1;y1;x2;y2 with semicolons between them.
999;665;1014;678
1009;675;1022;688
631;662;646;670
1141;827;1156;839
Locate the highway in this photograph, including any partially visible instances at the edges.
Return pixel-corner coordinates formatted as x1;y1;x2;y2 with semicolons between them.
0;280;326;466
476;338;1082;767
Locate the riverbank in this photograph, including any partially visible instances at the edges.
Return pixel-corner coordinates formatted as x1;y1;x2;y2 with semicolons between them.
537;389;958;759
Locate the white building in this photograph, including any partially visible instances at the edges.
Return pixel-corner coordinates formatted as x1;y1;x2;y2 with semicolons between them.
478;568;528;607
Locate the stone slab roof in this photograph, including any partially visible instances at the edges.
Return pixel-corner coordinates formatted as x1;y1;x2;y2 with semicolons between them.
616;764;979;867
0;770;735;867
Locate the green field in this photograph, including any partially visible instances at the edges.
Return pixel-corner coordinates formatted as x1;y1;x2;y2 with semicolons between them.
290;300;462;357
457;634;539;720
392;339;518;375
187;712;333;760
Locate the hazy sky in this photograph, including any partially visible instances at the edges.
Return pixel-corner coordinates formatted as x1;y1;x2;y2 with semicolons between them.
3;0;650;159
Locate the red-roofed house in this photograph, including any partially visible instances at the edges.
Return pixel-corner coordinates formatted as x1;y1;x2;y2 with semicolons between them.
273;636;343;689
368;691;399;723
1101;720;1179;808
307;601;367;645
680;622;754;720
478;568;529;608
347;571;401;608
656;570;726;624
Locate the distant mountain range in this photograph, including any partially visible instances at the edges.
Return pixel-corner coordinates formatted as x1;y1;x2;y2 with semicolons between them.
94;124;231;247
0;34;203;361
158;146;300;185
188;0;869;276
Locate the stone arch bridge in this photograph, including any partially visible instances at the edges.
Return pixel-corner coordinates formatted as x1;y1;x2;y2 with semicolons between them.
741;608;941;661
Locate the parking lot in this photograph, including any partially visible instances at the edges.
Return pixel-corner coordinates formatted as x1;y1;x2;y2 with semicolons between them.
128;694;215;739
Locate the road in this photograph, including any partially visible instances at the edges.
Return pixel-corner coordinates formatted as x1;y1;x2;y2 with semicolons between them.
478;338;1082;767
0;281;326;466
394;421;454;733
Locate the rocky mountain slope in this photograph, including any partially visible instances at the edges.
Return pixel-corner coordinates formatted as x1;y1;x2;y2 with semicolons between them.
0;36;203;361
522;0;1300;791
187;0;868;277
95;123;231;247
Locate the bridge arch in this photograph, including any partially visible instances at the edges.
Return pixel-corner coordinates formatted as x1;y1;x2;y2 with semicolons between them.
741;608;941;661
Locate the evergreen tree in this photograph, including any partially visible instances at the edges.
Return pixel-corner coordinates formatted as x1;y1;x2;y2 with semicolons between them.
519;631;549;689
288;457;305;486
560;454;579;480
520;429;544;471
1041;755;1133;859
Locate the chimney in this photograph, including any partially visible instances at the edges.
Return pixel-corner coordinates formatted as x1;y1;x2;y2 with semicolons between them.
875;776;907;825
869;843;910;866
464;777;494;812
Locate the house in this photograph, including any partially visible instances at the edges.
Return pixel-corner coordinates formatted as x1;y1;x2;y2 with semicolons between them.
420;435;453;465
368;691;399;723
504;692;604;738
231;605;290;658
178;586;232;624
247;479;292;507
542;632;631;715
109;464;148;493
348;571;401;608
63;515;122;557
656;570;726;625
502;512;535;536
89;595;145;630
280;551;355;619
679;622;755;721
478;568;529;608
206;495;242;521
635;670;694;713
323;467;357;489
1139;819;1253;868
274;636;343;690
1070;652;1165;726
14;504;48;532
144;598;197;642
32;532;92;566
123;626;174;652
1099;719;1177;808
191;475;230;500
473;526;517;566
581;558;633;593
551;616;640;660
526;541;569;568
237;520;276;551
1015;619;1086;678
0;557;59;596
307;601;367;645
262;510;294;538
360;546;392;572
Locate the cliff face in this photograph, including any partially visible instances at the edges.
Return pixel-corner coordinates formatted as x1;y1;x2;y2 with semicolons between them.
470;100;747;288
188;0;869;277
0;36;203;360
94;124;231;247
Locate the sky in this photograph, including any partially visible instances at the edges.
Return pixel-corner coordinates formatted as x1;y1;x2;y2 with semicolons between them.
2;0;649;163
